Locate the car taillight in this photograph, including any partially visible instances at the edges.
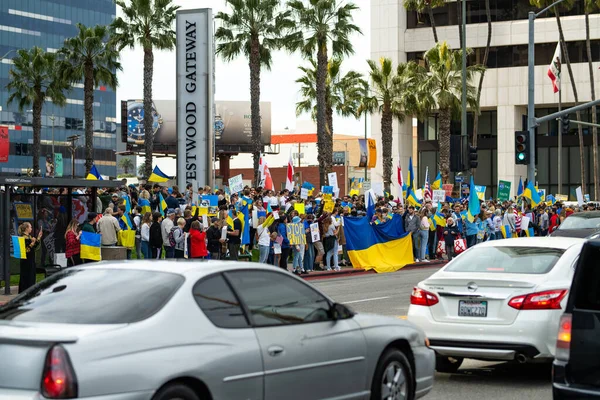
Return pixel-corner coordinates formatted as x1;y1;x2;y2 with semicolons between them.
508;289;568;310
411;287;439;306
555;313;572;361
41;345;78;399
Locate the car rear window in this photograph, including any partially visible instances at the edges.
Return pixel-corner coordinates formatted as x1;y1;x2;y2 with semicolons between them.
445;247;564;274
559;216;600;230
572;244;600;311
0;268;184;324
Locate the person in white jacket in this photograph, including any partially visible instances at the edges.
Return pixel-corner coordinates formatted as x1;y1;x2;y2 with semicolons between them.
140;212;152;259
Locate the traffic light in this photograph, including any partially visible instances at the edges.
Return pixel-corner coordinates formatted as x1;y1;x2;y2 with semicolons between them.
515;131;530;164
561;114;570;135
468;146;478;169
450;135;463;172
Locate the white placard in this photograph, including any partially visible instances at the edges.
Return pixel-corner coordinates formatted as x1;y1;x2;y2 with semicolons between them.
221;226;228;241
300;188;309;199
191;180;198;205
415;188;423;200
228;174;244;194
252;209;258;228
433;190;446;203
372;182;384;197
273;211;279;220
202;215;208;229
273;243;282;254
576;186;584;206
184;233;189;258
176;9;213;190
328;172;338;190
520;216;530;230
334;188;340;199
310;223;320;242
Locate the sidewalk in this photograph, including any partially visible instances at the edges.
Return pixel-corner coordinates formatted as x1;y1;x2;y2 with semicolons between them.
0;286;18;305
302;260;446;280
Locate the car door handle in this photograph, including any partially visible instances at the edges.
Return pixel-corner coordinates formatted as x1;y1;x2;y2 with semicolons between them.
267;346;284;357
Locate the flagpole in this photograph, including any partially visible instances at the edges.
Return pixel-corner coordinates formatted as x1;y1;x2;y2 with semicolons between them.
558;48;562;194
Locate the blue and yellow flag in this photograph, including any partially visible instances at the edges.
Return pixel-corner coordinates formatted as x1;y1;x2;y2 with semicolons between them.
525;227;535;237
239;195;252;245
121;213;134;230
139;198;151;214
501;225;516;239
80;231;101;261
11;236;26;259
433;211;447;228
226;209;245;240
431;171;442;191
148;166;171;183
124;195;132;214
86;164;103;180
467;176;481;222
517;177;524;197
523;181;542;207
344;214;414;273
158;193;167;217
406;157;421;208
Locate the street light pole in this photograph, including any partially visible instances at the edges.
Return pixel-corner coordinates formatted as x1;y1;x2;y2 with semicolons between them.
461;0;467;170
49;114;55;155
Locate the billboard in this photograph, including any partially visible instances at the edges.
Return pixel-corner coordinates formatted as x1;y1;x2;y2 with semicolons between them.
123;100;272;154
176;8;213;189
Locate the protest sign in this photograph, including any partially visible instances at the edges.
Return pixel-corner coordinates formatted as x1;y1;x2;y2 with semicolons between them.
310;223;320;242
432;190;445;203
328;172;338;190
300;188;309;199
324;201;335;213
14;203;33;220
555;194;568;202
294;203;305;214
474;185;486;200
576;187;584;206
286;223;307;245
442;183;454;198
538;189;546;202
228;174;244;194
498;180;511;202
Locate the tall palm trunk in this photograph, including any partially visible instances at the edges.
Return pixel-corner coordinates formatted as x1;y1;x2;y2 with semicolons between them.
439;107;452;183
428;6;439;43
326;104;334;185
381;103;393;191
472;0;491;149
84;62;95;176
31;91;43;177
143;47;154;179
585;10;598;200
249;34;262;187
556;11;585;196
457;0;463;49
316;40;330;187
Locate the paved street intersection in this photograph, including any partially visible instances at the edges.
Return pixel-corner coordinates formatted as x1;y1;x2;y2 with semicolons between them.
313;267;552;400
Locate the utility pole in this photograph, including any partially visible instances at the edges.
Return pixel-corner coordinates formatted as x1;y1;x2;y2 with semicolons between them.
49;114;55;155
364;112;368;181
461;0;467;171
67;135;80;178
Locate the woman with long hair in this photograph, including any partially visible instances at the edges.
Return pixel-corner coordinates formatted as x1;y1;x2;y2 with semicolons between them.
17;222;42;292
140;212;152;259
322;217;340;271
277;214;290;270
64;219;82;267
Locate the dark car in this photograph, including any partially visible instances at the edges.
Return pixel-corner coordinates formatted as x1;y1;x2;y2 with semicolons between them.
551;211;600;238
553;240;600;399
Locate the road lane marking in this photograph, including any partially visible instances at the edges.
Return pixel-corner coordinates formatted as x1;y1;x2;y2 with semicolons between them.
344;296;391;304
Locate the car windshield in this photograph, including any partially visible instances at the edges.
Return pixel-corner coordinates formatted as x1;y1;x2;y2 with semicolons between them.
445;246;565;274
558;216;600;230
0;268;184;324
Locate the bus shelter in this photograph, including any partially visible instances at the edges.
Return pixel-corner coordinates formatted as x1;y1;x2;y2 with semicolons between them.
0;177;126;294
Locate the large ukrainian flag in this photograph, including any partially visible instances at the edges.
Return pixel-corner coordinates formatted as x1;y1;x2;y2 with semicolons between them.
80;231;101;261
344;214;414;273
11;236;26;259
148;166;171;183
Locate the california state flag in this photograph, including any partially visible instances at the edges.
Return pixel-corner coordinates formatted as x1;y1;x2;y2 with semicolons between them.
547;42;561;93
397;164;404;206
285;151;294;192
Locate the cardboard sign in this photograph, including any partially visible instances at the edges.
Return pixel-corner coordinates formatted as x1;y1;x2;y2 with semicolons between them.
286;223;306;245
54;153;63;177
294;203;305;215
442;183;454;198
555;194;568;202
328;172;338;189
432;190;446;203
576;187;584;206
14;202;33;220
300;188;309;199
323;201;335;213
310;223;320;242
498;180;511;202
228;174;244;194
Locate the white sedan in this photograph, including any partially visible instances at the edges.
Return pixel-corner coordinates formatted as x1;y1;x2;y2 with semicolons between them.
407;237;584;373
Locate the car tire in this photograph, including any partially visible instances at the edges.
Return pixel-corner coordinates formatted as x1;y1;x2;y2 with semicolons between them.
435;355;463;373
153;383;201;400
370;348;414;400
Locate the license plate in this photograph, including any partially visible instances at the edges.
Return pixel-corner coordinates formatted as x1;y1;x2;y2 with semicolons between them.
458;300;488;317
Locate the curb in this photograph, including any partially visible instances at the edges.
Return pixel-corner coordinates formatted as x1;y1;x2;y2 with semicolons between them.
302;260;446;280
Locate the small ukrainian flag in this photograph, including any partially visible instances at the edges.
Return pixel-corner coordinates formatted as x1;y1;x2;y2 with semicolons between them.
158;193;167;217
148;166;171;183
86;164;103;180
80;231;101;261
139;198;151;214
11;236;26;259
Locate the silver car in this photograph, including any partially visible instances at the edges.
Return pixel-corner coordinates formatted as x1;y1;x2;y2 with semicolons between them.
0;261;434;400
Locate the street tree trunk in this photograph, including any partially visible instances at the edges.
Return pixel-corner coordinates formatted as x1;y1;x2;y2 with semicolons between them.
556;11;585;196
84;61;95;177
439;107;452;183
316;40;330;187
381;103;393;192
326;104;334;185
143;47;154;179
249;34;262;187
31;91;43;177
428;6;439;44
472;0;491;149
585;10;598;200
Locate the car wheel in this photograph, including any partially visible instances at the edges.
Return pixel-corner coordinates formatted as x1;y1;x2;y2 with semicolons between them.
435;355;463;373
371;349;414;400
153;383;201;400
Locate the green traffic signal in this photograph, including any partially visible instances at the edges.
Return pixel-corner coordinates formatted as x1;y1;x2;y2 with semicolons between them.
517;153;526;161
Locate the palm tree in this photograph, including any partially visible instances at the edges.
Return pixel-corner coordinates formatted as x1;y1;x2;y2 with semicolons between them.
585;0;599;199
111;0;179;179
6;47;67;176
59;24;121;176
359;58;420;191
215;0;297;187
417;42;483;183
403;0;444;43
119;158;135;175
472;0;492;149
295;58;366;138
530;0;585;196
288;0;362;187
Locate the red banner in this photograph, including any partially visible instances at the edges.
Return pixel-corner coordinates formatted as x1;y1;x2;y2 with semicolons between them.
0;126;8;163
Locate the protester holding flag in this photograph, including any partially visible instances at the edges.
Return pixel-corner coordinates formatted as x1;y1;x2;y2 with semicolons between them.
17;222;42;293
443;217;460;261
65;219;82;266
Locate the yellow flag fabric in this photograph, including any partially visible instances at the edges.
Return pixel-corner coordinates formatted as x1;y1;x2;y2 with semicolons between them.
118;230;136;249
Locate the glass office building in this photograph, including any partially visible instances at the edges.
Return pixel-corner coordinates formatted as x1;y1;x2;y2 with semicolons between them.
0;0;117;177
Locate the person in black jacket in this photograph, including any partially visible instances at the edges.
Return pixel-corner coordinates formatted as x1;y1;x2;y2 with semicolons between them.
149;212;163;259
443;217;460;261
206;217;222;260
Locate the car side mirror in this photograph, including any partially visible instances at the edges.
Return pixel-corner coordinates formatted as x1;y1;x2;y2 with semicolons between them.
331;302;355;320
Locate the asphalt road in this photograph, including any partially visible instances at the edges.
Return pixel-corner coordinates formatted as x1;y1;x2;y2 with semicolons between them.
312;267;552;400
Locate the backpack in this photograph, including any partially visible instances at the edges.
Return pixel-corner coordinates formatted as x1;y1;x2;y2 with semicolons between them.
168;227;179;248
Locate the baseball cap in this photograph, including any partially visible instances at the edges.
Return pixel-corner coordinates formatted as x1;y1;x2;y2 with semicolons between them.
211;217;219;223
167;208;176;215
